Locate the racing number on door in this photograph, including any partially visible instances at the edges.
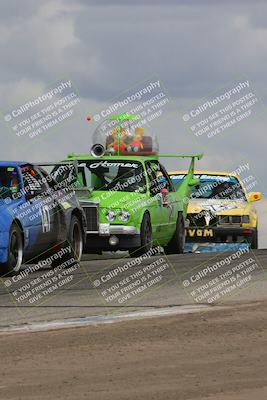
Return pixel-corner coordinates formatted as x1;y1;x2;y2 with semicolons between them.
40;205;51;233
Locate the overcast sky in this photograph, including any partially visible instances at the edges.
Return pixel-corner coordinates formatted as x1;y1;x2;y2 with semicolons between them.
0;0;266;244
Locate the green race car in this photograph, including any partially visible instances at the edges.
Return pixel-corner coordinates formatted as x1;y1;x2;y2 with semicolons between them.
57;114;202;256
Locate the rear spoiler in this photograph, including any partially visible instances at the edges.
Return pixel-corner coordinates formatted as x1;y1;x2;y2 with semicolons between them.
157;153;203;160
151;153;203;176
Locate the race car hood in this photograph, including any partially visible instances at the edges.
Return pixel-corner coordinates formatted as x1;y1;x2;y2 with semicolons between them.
188;199;251;215
89;190;146;211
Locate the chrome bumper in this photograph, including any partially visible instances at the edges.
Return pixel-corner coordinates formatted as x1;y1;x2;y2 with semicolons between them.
99;224;139;236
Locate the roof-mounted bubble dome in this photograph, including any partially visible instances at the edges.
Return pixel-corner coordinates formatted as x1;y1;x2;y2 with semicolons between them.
91;113;159;156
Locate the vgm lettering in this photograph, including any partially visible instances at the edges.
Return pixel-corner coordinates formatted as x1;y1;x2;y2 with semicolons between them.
187;229;214;238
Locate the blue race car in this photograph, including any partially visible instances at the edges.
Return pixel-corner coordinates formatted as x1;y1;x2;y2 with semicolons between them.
0;161;87;275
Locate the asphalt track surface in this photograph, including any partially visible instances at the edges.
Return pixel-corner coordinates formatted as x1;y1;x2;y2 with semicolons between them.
0;248;266;329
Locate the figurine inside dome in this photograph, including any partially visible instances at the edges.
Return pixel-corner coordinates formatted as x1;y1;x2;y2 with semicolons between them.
91;113;159;156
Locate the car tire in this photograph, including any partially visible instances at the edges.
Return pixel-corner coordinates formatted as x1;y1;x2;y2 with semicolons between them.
0;223;23;276
164;213;185;255
51;216;83;269
251;229;258;249
129;213;152;257
68;216;83;261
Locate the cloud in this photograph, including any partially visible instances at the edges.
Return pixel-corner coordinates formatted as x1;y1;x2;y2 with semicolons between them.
0;0;266;250
1;0;267;103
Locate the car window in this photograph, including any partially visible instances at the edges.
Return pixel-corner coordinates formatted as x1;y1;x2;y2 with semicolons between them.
158;163;175;192
0;166;20;200
38;167;61;191
146;161;174;195
170;174;247;201
50;164;77;189
21;165;47;196
192;181;246;200
169;174;186;190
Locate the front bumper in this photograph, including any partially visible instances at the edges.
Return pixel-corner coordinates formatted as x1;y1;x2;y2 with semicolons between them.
186;226;256;243
85;224;141;251
99;224;139;236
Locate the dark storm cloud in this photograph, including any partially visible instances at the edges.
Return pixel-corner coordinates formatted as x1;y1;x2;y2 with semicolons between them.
65;0;267;101
1;0;267;103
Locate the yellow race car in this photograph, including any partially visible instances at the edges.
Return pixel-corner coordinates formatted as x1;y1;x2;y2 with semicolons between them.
168;170;262;249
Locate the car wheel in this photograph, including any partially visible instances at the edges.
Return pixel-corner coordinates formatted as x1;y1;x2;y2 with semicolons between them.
0;223;23;276
164;213;185;255
129;213;152;257
68;216;83;261
51;216;83;269
251;229;258;249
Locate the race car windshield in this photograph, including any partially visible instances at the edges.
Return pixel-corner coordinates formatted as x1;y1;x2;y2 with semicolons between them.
171;174;247;201
77;160;146;193
0;166;20;200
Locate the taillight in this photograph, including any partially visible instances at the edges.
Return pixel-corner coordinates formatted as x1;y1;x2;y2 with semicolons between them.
243;229;253;234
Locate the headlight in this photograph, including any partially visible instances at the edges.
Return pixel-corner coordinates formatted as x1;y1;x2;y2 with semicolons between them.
119;210;131;222
231;216;242;224
242;215;250;223
105;209;117;222
218;215;230;224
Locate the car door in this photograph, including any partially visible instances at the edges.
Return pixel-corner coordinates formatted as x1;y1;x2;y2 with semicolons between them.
145;161;167;241
20;164;57;256
158;162;180;222
146;161;178;242
39;163;81;244
38;167;68;245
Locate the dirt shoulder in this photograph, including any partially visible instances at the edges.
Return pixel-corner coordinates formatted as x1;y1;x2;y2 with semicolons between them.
0;302;267;400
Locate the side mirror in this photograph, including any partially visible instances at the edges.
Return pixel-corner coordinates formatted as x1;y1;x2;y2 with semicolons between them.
248;192;262;202
161;188;170;207
189;178;200;187
75;187;92;198
161;188;169;194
